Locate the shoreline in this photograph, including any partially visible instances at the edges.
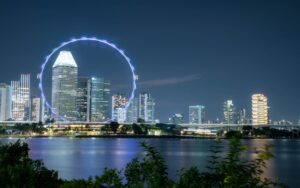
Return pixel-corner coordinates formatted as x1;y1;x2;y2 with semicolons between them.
0;134;299;139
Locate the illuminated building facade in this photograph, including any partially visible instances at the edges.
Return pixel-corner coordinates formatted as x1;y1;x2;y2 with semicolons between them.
223;100;235;124
52;51;78;121
0;83;12;121
170;113;184;124
76;77;110;122
189;105;205;124
139;93;155;123
89;77;110;122
11;74;31;121
126;98;138;123
76;77;89;121
112;93;127;122
252;94;268;125
31;97;44;122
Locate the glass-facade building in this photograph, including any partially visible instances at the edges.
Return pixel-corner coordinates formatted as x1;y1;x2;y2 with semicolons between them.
11;74;30;121
126;98;138;123
31;97;44;122
189;105;205;124
139;93;155;123
0;83;12;121
223;100;235;124
89;77;110;122
52;51;78;121
76;77;89;121
76;77;110;122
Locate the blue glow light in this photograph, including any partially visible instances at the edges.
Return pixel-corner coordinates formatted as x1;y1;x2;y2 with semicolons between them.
39;36;137;121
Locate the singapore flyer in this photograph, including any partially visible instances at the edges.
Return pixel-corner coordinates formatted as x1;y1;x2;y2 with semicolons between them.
39;36;137;121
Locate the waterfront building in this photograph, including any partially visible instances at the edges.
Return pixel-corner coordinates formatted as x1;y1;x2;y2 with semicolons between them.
89;77;110;122
252;94;269;125
76;77;110;122
76;77;89;121
189;105;205;124
31;97;44;122
223;100;235;124
237;108;247;124
11;74;31;121
0;83;12;121
126;98;138;123
52;51;78;121
170;113;184;124
139;92;155;123
112;93;127;122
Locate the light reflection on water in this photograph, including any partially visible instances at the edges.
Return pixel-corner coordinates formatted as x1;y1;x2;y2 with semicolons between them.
0;138;299;187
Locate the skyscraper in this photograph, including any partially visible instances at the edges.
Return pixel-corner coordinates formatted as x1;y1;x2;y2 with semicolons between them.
139;93;155;123
76;77;111;122
223;100;235;124
126;98;138;123
0;83;12;121
189;105;205;124
31;97;44;122
76;77;89;121
252;94;268;125
52;51;78;121
11;74;30;121
237;108;247;125
112;93;127;123
89;77;110;122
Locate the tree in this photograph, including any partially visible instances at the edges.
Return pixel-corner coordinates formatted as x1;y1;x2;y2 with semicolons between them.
0;140;61;188
109;122;119;134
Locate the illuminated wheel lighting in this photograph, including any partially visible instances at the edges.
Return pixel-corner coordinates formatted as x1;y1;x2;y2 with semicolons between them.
39;36;137;121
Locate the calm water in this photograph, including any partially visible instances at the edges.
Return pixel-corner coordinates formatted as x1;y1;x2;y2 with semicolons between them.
1;138;300;187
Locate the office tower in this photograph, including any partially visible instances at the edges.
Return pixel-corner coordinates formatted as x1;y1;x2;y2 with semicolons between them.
76;77;89;121
170;113;184;124
223;100;235;124
89;77;110;122
52;51;78;121
31;97;44;122
126;98;138;123
11;74;31;121
139;92;155;123
189;105;205;124
252;94;268;125
0;83;12;121
76;77;110;122
237;108;247;125
112;94;127;122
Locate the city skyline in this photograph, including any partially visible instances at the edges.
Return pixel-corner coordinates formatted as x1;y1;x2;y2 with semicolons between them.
0;1;299;122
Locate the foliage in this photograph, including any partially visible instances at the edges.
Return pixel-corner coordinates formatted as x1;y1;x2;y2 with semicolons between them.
0;140;61;188
0;138;287;188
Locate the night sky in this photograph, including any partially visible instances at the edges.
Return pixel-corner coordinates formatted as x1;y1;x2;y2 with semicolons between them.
0;0;299;122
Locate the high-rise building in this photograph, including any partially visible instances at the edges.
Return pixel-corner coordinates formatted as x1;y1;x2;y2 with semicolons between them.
223;100;235;124
11;74;31;121
126;98;138;123
170;113;184;124
76;77;89;121
0;83;12;121
237;108;247;125
112;94;127;122
89;77;110;122
139;93;155;123
189;105;205;124
31;97;44;122
52;51;78;121
252;94;268;125
76;77;111;122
